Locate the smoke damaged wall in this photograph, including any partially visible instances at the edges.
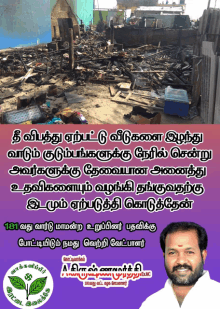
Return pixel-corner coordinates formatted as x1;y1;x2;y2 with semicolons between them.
50;0;79;40
0;0;51;49
106;27;197;47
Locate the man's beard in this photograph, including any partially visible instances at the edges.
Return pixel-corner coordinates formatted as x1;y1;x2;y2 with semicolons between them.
165;259;204;286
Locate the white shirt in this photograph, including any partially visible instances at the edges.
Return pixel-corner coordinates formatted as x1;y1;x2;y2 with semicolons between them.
140;271;220;309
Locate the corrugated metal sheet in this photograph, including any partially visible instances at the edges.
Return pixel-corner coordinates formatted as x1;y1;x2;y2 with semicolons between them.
201;41;218;124
214;57;220;124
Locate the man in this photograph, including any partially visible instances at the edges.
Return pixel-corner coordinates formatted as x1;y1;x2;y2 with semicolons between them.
140;222;220;309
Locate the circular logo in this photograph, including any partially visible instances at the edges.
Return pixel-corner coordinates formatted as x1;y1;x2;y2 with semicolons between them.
3;261;54;308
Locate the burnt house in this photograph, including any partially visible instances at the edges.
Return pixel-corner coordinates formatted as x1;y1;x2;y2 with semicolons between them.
51;0;80;41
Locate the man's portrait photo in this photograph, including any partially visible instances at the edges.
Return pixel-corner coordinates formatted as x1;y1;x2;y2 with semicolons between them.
140;222;220;309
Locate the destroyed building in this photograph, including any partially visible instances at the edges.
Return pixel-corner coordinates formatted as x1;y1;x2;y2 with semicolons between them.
0;2;220;124
51;0;80;41
134;7;190;28
51;0;93;27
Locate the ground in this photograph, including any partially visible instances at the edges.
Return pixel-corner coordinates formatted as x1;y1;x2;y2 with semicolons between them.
0;76;202;125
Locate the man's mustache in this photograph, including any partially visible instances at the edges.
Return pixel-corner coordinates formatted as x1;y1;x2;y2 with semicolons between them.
172;264;192;272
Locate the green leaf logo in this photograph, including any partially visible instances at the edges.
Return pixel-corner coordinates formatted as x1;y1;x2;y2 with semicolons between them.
8;276;26;290
8;276;47;300
4;261;53;307
29;277;47;295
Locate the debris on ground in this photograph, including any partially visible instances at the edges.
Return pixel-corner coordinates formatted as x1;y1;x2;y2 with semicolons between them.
0;28;200;124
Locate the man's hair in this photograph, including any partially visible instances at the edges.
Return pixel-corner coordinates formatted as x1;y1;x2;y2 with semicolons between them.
160;222;208;253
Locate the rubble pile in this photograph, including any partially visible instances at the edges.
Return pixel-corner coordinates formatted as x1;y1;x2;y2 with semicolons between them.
0;29;195;124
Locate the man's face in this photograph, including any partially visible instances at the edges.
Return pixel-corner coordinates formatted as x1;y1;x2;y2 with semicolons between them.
164;230;207;286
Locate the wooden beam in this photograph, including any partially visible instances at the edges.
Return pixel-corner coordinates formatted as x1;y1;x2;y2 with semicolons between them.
69;28;74;70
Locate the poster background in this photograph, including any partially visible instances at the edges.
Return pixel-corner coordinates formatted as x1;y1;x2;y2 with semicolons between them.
1;125;219;308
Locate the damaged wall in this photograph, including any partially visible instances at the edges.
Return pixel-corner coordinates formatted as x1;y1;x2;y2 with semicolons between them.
51;0;93;28
106;27;197;47
50;0;79;40
0;0;52;49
